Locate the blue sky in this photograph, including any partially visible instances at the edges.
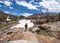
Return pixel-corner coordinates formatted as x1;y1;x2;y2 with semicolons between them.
0;0;60;16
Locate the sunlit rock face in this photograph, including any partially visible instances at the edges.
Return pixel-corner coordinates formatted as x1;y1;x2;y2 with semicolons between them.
32;27;39;32
6;40;29;43
11;19;34;29
6;32;39;43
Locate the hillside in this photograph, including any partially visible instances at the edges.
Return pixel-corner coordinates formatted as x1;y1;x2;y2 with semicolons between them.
0;11;26;22
28;13;60;24
0;11;19;21
0;12;60;43
0;11;26;29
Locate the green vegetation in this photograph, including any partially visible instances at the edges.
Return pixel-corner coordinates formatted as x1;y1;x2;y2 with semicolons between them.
19;15;26;19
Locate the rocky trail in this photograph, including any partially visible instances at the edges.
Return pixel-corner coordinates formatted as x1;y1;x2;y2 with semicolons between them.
0;19;60;43
0;28;60;43
6;31;39;43
0;28;39;43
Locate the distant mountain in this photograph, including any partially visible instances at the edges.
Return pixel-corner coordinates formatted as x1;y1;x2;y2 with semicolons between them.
0;11;19;21
0;11;27;22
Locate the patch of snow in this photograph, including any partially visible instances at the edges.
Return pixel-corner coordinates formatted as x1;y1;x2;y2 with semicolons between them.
10;19;34;29
6;16;11;21
6;40;29;43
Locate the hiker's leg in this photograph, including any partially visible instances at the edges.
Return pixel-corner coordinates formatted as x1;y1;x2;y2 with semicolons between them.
24;27;27;32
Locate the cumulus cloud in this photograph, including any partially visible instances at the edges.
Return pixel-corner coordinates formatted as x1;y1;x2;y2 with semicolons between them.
4;1;12;6
4;11;9;14
20;13;32;17
0;0;12;6
16;1;38;10
39;0;60;12
0;1;3;3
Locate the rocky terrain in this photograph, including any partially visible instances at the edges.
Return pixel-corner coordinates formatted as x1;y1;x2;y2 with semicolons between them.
28;13;60;24
0;11;60;43
0;28;60;43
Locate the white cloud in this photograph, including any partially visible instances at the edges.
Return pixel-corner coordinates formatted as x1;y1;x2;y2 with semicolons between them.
29;0;38;5
0;1;3;3
16;1;38;10
39;0;60;12
9;7;14;9
4;11;9;14
20;13;32;17
34;5;40;7
29;0;34;4
42;9;47;12
4;1;12;6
